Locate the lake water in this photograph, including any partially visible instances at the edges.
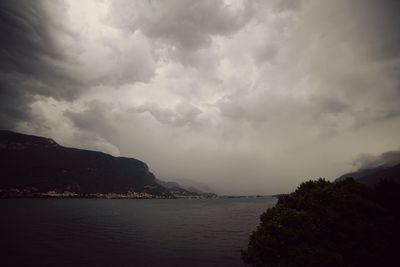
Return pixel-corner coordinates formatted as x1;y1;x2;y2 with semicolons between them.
0;197;277;267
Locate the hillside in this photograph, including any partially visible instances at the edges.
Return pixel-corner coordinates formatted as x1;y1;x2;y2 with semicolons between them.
336;163;400;186
0;130;167;196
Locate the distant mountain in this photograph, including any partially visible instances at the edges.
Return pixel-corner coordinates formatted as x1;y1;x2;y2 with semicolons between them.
154;178;182;190
154;178;217;197
0;130;167;195
186;186;205;194
336;163;400;186
172;178;215;194
154;178;190;194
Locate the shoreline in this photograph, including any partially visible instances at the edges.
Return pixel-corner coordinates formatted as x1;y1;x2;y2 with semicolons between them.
0;193;273;200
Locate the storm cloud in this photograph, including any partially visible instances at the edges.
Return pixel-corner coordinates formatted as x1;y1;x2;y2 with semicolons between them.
1;0;400;194
353;149;400;170
0;0;81;128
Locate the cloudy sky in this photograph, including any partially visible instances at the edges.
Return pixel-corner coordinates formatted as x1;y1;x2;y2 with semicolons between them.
1;0;400;194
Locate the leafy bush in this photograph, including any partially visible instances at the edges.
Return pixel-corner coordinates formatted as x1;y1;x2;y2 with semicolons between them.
242;178;400;267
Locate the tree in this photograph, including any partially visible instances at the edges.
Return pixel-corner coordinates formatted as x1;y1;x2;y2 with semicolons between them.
242;178;400;267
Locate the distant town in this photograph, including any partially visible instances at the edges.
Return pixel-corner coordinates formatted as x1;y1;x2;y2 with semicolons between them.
0;188;269;200
0;188;219;199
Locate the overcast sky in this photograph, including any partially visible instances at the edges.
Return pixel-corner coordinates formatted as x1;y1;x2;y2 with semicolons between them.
1;0;400;194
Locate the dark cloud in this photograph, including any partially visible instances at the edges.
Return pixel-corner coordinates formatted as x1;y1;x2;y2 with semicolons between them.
0;1;63;73
355;0;400;61
0;77;34;129
0;0;83;128
0;1;156;129
354;150;400;170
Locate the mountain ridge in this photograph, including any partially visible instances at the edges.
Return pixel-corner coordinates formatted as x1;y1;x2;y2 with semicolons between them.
335;162;400;186
0;130;167;197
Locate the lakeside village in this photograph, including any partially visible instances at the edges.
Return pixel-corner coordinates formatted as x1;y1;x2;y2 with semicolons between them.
0;188;219;199
0;188;268;199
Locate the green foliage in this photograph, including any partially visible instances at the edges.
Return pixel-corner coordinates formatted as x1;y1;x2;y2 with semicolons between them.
242;178;400;267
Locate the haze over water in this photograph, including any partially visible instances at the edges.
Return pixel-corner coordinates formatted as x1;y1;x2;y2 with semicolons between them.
1;197;277;267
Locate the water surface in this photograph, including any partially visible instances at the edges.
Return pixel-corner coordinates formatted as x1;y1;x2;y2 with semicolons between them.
1;197;277;267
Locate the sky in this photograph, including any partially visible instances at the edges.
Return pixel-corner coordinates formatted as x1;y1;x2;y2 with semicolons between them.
1;0;400;195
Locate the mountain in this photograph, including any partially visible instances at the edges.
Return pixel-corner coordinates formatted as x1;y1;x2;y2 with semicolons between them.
154;178;217;198
154;178;190;194
0;130;167;196
335;163;400;186
172;178;215;194
155;178;182;190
